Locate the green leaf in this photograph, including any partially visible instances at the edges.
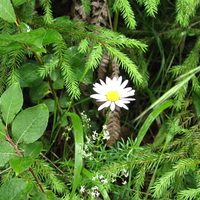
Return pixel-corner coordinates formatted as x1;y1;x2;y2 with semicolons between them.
12;28;46;49
0;140;15;167
0;178;33;200
9;156;33;175
42;99;55;112
43;29;63;45
0;119;6;141
12;104;49;144
18;61;43;87
0;82;23;124
29;82;50;101
24;141;43;159
66;113;84;200
12;0;26;7
0;0;17;23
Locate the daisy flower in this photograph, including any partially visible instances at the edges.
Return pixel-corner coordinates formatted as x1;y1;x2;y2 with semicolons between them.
90;76;135;111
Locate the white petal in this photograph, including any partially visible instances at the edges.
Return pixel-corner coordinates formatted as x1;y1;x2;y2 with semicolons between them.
122;104;129;110
98;101;111;111
119;80;128;90
120;89;135;97
115;100;129;110
99;79;106;86
106;77;112;85
90;94;106;101
115;100;124;107
110;102;116;111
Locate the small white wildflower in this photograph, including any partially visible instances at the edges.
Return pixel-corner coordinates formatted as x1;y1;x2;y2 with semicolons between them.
122;181;127;185
80;186;85;193
99;175;104;179
95;191;100;197
111;178;115;183
91;192;96;197
102;125;107;130
92;131;98;140
92;175;98;180
92;186;98;190
125;172;129;177
103;130;110;140
101;179;108;184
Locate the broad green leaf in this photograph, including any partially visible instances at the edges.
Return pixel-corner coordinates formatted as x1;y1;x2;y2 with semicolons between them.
43;99;55;112
0;178;33;200
0;140;15;167
29;82;50;101
10;156;33;175
13;0;26;7
0;82;23;124
67;113;83;200
12;104;49;144
18;61;43;87
0;0;17;23
30;190;47;200
43;29;63;45
12;28;46;49
59;95;71;108
24;141;43;159
0;119;6;141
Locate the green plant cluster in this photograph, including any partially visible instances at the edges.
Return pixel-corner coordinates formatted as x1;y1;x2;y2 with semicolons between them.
0;0;200;200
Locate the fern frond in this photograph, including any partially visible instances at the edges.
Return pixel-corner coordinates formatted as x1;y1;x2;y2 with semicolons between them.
175;0;200;27
170;37;200;109
81;0;91;15
39;0;53;24
39;58;59;78
132;165;146;200
34;159;67;194
152;158;199;198
54;43;80;99
113;0;136;29
78;38;89;53
80;44;103;82
105;45;143;86
143;0;160;17
178;188;200;200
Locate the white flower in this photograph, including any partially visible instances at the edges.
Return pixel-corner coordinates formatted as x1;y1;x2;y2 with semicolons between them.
90;76;135;111
122;181;127;185
103;130;110;140
80;186;85;193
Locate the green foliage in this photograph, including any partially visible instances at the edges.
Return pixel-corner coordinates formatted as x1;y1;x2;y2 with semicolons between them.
113;0;136;29
1;0;200;199
175;0;200;27
0;82;23;124
0;0;17;23
12;104;49;144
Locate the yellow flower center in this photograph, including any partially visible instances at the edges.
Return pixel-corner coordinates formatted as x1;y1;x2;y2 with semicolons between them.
106;91;120;102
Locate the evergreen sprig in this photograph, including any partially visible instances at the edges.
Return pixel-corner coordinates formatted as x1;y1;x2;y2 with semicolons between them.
175;0;200;27
39;0;53;24
53;43;81;100
113;0;136;29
